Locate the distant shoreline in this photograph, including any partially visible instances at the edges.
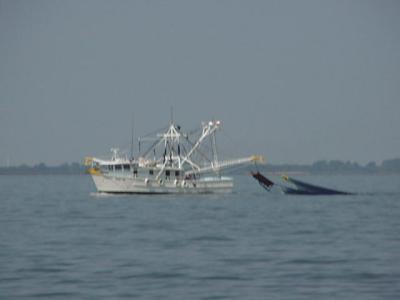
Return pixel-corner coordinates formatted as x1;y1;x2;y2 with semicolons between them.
0;162;85;175
1;158;399;175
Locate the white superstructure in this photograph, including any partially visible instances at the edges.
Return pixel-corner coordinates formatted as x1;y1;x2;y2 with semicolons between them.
85;119;263;194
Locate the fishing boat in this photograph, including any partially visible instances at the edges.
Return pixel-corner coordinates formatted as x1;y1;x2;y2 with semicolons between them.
85;119;263;194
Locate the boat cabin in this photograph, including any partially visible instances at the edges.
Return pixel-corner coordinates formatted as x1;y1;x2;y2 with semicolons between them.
99;162;182;180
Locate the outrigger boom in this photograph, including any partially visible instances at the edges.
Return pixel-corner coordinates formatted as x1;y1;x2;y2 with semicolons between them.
185;155;264;177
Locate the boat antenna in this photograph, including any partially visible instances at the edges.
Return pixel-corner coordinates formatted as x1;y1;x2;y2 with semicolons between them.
130;113;134;160
170;106;174;125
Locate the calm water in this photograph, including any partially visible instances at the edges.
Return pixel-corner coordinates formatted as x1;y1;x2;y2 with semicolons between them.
1;174;400;299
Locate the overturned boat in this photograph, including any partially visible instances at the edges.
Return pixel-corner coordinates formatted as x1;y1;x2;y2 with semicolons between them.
85;119;263;194
251;172;353;195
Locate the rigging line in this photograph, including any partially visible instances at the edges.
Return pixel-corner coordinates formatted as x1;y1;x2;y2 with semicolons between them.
185;127;201;136
217;163;250;175
184;136;212;163
130;114;135;159
141;137;163;157
139;125;170;139
219;128;245;158
254;161;260;173
197;143;213;161
180;145;200;172
180;144;188;158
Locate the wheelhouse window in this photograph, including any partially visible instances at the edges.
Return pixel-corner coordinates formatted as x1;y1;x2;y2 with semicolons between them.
133;169;138;177
123;164;130;171
175;170;180;177
149;169;154;175
115;165;122;171
108;165;113;171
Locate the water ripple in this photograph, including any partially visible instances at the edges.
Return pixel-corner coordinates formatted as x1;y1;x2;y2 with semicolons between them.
1;174;399;299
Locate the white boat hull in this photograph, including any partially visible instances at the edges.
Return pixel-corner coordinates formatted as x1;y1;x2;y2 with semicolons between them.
90;174;234;194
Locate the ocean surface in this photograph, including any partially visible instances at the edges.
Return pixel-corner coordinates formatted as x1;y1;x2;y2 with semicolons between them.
1;174;399;299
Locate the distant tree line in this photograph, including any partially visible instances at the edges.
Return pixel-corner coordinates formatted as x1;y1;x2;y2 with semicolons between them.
262;158;400;174
0;158;400;175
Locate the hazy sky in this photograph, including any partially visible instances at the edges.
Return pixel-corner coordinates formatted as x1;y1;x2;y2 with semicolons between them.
1;0;399;165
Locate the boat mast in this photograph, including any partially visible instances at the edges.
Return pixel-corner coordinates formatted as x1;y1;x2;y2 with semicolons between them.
211;129;219;175
130;114;134;160
154;123;181;180
170;106;174;125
